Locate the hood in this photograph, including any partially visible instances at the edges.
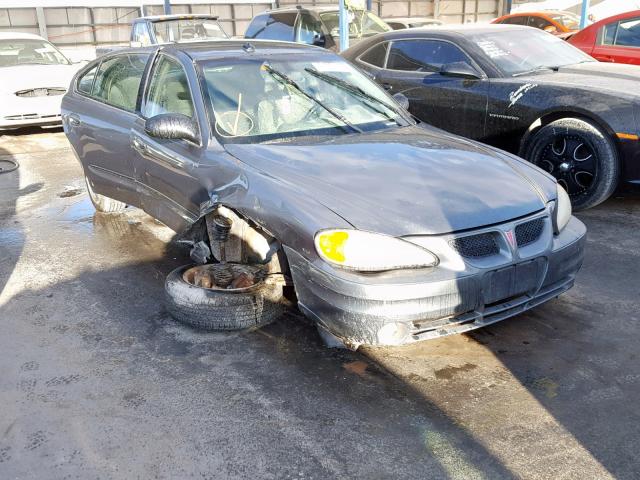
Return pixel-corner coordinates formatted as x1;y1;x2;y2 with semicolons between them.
518;62;640;98
0;64;80;95
224;126;552;236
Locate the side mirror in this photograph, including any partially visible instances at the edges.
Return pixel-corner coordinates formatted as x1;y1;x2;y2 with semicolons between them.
392;92;410;110
312;33;326;48
544;25;558;33
439;61;481;80
130;41;142;48
145;114;200;144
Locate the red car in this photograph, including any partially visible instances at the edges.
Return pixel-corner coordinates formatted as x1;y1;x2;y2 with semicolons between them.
569;10;640;65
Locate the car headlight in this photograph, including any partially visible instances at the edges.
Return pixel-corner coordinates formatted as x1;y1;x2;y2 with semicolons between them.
314;229;438;272
553;183;572;234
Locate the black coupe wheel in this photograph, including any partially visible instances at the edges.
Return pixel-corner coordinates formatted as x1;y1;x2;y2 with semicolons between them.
523;118;619;210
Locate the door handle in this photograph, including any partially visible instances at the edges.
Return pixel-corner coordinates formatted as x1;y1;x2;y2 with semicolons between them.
67;114;81;126
382;82;393;91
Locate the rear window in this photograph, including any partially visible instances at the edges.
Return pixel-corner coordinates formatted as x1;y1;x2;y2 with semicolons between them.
86;54;149;112
246;12;297;41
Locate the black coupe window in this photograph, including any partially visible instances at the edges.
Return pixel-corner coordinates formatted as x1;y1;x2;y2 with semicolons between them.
90;54;149;112
359;42;388;67
470;29;594;76
387;39;467;72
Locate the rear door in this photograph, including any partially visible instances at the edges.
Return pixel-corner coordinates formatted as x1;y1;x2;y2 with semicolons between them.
593;17;640;65
64;53;149;207
131;52;209;232
373;38;488;139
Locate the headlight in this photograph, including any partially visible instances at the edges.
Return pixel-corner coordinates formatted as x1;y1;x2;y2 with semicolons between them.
314;229;438;272
554;183;572;234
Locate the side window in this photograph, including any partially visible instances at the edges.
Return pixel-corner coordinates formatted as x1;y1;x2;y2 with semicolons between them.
359;42;388;68
77;63;98;94
607;18;640;47
91;54;149;111
251;12;297;41
132;22;151;46
502;16;527;26
296;13;323;44
528;16;553;30
602;22;618;45
143;56;195;118
387;40;468;72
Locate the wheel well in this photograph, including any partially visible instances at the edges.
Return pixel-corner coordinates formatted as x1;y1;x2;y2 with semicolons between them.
519;111;619;158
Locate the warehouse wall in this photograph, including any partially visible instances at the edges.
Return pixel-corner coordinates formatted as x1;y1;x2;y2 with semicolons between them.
0;0;503;59
276;0;504;24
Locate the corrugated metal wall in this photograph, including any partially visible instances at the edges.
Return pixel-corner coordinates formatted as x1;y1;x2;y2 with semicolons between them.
276;0;503;24
0;1;503;49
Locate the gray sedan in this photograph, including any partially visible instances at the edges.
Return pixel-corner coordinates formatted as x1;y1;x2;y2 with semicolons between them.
62;41;585;347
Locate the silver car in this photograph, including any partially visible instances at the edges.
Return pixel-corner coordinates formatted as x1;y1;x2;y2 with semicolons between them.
62;41;586;348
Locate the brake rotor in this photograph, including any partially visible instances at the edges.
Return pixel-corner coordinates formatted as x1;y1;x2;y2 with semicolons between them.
183;263;266;291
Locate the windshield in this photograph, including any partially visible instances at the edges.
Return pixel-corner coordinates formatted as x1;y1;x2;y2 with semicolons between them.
151;18;227;43
551;13;580;30
200;56;407;143
470;29;594;76
0;39;69;67
320;10;391;38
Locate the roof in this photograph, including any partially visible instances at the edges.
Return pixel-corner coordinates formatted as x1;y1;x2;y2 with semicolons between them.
0;32;46;41
108;39;331;62
136;14;219;22
386;23;535;36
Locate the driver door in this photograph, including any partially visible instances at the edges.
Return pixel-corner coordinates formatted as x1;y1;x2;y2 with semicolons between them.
374;39;488;139
131;53;207;232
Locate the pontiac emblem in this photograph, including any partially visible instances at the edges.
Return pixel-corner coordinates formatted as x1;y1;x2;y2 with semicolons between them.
505;230;516;249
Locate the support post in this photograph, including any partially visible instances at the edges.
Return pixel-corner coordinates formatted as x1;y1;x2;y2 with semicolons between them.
164;0;172;15
580;0;589;29
339;0;349;52
366;0;372;12
35;7;48;40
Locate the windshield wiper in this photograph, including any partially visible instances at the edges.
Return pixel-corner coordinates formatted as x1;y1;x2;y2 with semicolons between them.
261;63;362;134
304;67;409;125
512;66;559;77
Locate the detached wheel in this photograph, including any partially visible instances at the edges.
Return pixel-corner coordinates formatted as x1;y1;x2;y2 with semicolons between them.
165;264;285;331
85;176;126;213
523;118;619;210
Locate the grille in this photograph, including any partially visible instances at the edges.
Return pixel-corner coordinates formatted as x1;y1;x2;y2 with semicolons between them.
515;218;545;247
15;88;65;97
4;114;59;121
449;233;499;258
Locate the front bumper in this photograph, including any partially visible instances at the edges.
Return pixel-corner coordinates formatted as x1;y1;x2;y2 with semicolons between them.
287;214;586;347
0;94;63;129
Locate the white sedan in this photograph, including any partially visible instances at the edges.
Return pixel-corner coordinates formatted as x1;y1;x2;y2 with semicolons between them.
0;32;82;130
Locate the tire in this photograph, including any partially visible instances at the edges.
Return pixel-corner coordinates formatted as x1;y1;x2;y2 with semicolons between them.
165;264;285;331
85;175;127;213
522;118;619;210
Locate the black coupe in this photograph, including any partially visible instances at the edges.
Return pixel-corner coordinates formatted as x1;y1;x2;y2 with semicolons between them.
343;25;640;209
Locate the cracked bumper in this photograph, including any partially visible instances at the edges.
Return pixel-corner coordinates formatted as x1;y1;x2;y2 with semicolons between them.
287;215;586;347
